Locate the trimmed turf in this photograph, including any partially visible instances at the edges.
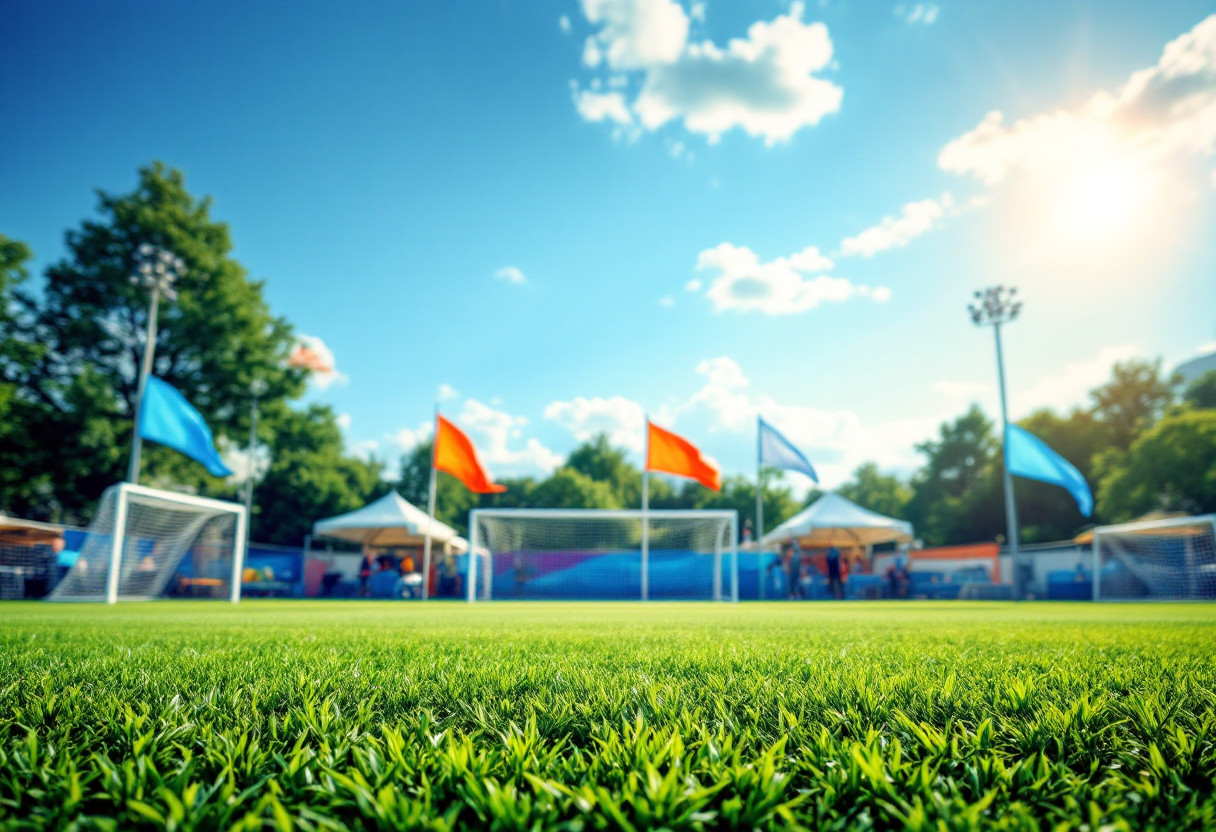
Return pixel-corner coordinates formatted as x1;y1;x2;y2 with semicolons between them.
1;601;1214;830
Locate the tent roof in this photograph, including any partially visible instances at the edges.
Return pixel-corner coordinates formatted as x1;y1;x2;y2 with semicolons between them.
762;492;913;548
0;515;67;545
313;491;460;547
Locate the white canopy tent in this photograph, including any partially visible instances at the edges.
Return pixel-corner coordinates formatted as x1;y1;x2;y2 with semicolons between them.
312;491;468;553
762;492;913;550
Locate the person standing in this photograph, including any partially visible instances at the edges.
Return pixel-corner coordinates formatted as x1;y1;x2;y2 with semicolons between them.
358;552;373;598
826;545;844;600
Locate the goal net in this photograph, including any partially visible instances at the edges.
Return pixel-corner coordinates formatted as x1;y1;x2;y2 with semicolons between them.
1092;515;1216;601
49;483;247;603
466;509;738;602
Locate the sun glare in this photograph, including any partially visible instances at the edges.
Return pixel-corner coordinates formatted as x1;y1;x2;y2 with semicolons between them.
1051;154;1155;242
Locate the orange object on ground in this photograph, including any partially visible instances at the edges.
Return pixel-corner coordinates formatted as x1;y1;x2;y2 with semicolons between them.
646;422;721;491
434;414;506;494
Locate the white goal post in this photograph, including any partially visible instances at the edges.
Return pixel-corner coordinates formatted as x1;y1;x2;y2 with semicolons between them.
466;509;738;602
1092;514;1216;602
50;483;247;604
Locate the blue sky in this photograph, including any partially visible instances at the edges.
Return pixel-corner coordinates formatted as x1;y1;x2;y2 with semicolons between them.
3;0;1215;489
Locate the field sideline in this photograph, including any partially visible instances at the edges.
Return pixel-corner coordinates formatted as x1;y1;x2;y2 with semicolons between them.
2;601;1215;830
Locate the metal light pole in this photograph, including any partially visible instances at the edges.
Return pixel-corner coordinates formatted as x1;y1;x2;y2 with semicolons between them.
968;286;1024;598
242;379;268;557
126;244;185;484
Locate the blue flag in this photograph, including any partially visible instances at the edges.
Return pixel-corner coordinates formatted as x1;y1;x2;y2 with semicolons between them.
1006;424;1092;517
758;417;818;483
139;377;234;477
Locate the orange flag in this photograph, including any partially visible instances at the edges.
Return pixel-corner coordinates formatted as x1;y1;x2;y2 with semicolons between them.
646;421;721;491
434;414;506;494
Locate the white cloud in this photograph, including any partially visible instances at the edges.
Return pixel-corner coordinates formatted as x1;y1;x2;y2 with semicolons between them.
693;243;888;315
573;89;635;126
544;395;647;452
581;0;689;70
658;296;674;307
388;422;433;452
839;195;953;257
1017;345;1139;416
494;266;527;284
437;383;459;401
939;15;1216;186
336;413;352;430
931;380;990;401
350;439;380;461
668;357;936;487
560;14;572;34
574;1;842;145
458;399;563;474
895;3;939;25
542;358;935;488
289;334;348;391
1196;341;1216;356
684;278;702;291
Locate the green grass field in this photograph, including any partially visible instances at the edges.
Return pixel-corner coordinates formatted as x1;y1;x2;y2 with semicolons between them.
2;601;1215;830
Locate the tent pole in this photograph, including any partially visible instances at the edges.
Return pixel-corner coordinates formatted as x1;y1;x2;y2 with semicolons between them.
422;404;439;601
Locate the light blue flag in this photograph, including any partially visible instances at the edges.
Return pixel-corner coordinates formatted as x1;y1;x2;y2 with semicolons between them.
139;376;234;477
1006;424;1092;517
758;417;819;483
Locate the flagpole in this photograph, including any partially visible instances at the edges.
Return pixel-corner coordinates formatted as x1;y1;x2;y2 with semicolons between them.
641;416;649;602
422;404;439;602
756;417;764;601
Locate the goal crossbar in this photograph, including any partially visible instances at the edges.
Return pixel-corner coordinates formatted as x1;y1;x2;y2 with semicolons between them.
467;508;738;603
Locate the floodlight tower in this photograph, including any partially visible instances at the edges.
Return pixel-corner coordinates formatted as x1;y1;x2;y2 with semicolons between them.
126;243;185;484
242;378;269;555
968;286;1024;598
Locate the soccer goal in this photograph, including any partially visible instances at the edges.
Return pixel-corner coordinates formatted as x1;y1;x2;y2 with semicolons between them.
50;483;247;604
1092;515;1216;601
466;509;738;602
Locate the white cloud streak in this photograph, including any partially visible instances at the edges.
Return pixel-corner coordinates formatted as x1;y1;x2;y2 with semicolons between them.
692;243;888;315
495;266;527;284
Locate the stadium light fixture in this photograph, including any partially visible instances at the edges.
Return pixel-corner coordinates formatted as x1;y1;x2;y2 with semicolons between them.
968;286;1024;598
126;244;186;484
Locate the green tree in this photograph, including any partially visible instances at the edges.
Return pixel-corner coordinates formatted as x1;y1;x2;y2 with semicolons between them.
688;472;801;541
836;462;911;519
254;405;386;545
530;467;621;509
566;434;642;506
905;405;1003;545
1089;358;1177;449
1183;370;1216;410
1096;408;1216;520
11;164;304;520
0;234;54;513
